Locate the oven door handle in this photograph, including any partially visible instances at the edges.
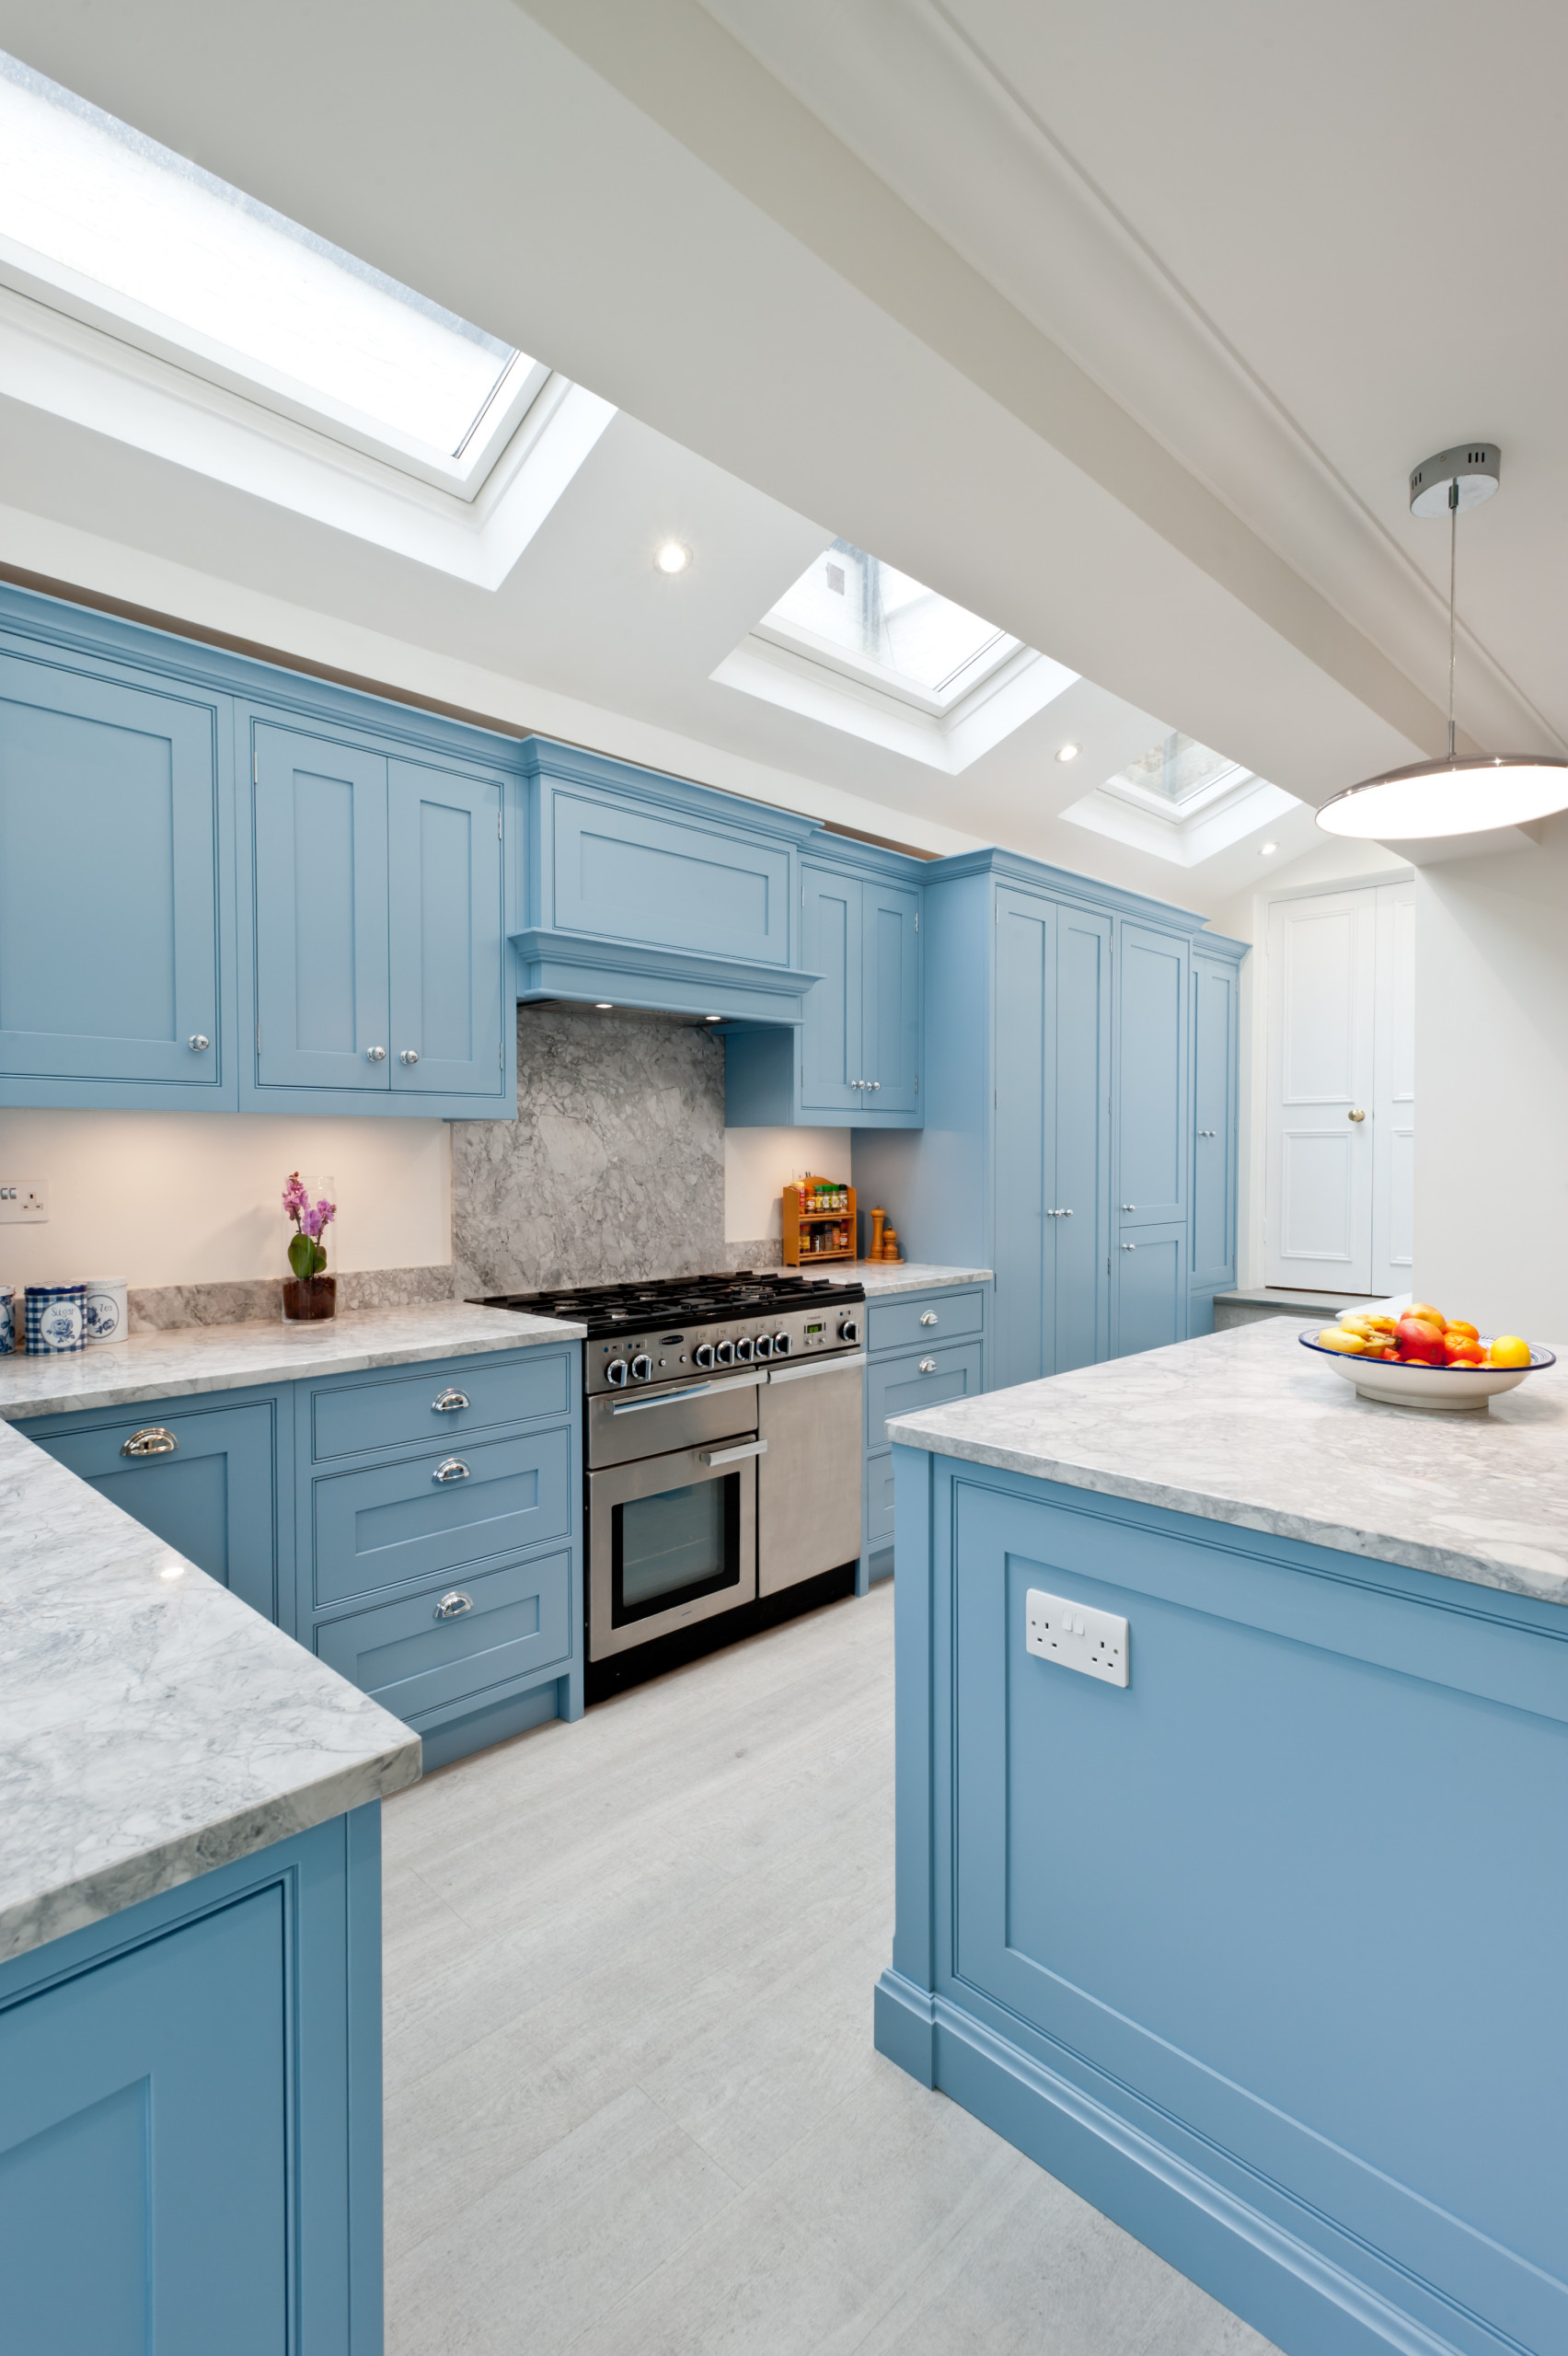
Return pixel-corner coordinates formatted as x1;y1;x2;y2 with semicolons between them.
607;1369;762;1414
766;1351;867;1385
699;1438;767;1465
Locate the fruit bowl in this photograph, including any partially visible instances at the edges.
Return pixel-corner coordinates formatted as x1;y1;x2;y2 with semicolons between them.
1298;1331;1556;1411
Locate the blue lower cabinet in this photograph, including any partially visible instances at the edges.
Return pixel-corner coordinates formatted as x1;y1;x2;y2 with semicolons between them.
19;1391;287;1625
868;1339;985;1443
316;1546;572;1727
860;1285;988;1590
309;1426;573;1608
0;1807;384;2356
1113;1222;1187;1357
309;1348;571;1461
866;1450;896;1551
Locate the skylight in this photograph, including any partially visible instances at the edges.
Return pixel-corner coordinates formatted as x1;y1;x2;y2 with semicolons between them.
1110;732;1243;808
0;52;543;489
763;540;1020;710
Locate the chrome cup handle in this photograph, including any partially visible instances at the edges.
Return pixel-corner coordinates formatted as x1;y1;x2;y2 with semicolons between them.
121;1426;179;1458
433;1590;473;1620
432;1458;471;1483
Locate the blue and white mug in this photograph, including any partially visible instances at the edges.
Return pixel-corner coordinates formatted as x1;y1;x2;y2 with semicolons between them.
0;1286;13;1356
83;1276;128;1345
26;1282;86;1354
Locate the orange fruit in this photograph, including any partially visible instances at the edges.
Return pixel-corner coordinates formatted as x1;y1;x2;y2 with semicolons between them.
1316;1328;1366;1354
1445;1320;1480;1343
1487;1334;1531;1369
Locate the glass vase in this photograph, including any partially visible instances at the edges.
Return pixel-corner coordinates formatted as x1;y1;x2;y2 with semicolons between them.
282;1274;337;1323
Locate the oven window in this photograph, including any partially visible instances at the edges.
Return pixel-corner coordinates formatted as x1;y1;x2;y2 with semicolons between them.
612;1472;741;1624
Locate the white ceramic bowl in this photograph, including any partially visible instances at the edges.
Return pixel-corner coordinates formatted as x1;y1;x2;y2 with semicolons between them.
1298;1331;1556;1411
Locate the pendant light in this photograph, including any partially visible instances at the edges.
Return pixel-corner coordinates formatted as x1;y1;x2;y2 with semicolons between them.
1316;444;1568;838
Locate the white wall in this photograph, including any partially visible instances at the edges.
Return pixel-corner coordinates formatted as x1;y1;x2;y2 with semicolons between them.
1414;817;1568;1339
723;1126;852;1244
0;1109;451;1289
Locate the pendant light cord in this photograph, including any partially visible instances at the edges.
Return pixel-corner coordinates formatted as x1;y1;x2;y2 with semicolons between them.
1447;479;1458;759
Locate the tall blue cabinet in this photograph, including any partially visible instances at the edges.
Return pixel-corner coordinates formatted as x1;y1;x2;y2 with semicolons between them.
854;849;1246;1385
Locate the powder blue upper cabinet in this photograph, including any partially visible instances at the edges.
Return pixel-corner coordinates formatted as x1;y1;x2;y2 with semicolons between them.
799;864;861;1114
860;880;922;1114
387;758;505;1095
0;645;231;1108
1191;950;1240;1299
252;722;390;1093
245;713;509;1114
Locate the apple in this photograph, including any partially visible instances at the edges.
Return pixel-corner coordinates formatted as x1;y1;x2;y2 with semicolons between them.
1396;1315;1447;1365
1407;1302;1446;1328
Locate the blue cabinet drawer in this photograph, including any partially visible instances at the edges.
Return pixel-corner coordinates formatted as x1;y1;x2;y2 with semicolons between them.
311;1426;571;1605
310;1348;572;1461
868;1288;984;1356
315;1548;571;1726
866;1449;897;1547
867;1341;985;1446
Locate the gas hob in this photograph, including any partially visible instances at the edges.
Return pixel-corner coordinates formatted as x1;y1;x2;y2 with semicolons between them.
472;1271;866;1395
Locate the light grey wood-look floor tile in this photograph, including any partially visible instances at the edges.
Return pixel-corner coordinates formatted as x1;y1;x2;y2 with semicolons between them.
384;1583;1278;2356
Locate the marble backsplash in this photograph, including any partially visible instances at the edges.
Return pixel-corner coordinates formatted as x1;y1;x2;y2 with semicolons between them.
128;1263;456;1331
453;1005;776;1295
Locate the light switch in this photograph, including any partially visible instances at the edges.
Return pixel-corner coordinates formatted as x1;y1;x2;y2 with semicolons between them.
1025;1588;1129;1687
0;1182;47;1223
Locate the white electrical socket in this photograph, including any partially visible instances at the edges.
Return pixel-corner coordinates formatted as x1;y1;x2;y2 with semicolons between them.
1025;1588;1129;1687
0;1182;48;1223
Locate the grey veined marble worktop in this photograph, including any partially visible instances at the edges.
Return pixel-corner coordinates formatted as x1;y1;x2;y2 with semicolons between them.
847;1263;993;1297
0;1416;423;1964
0;1299;586;1423
887;1317;1568;1608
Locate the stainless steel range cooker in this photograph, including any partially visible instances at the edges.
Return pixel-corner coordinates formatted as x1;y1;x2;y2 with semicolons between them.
473;1272;866;1698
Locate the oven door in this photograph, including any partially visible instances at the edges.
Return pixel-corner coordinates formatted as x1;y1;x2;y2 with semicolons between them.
588;1438;762;1660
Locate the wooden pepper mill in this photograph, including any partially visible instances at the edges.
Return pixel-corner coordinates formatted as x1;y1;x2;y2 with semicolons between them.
870;1207;887;1262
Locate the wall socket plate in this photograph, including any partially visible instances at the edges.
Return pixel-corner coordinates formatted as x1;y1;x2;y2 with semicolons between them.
1025;1588;1129;1687
0;1182;48;1222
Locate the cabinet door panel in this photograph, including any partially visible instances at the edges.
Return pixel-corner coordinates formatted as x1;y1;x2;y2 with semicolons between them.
316;1547;571;1723
862;881;921;1113
1113;1223;1187;1357
1117;924;1188;1227
1054;907;1113;1372
1192;955;1238;1291
799;866;862;1114
24;1401;280;1622
253;723;388;1091
549;790;790;964
388;759;504;1096
0;653;220;1086
993;891;1052;1392
0;1885;285;2355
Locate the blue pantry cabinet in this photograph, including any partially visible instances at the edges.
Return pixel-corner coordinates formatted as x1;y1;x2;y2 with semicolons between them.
1189;947;1242;1321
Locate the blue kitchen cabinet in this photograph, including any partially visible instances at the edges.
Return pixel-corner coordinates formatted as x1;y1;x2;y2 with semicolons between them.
388;756;505;1095
859;879;921;1114
1114;922;1189;1232
0;641;231;1109
0;1807;385;2356
1112;1219;1188;1357
1191;947;1242;1312
859;1280;988;1589
797;863;860;1115
18;1387;290;1628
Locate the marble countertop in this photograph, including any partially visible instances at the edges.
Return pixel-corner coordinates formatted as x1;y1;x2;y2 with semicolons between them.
847;1263;993;1297
0;1415;423;1964
0;1299;586;1423
887;1319;1568;1608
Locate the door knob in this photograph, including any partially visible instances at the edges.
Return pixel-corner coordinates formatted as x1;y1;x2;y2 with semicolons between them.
1121;1203;1136;1211
1348;1107;1366;1122
400;1048;420;1066
1122;1242;1136;1251
365;1045;386;1062
187;1034;210;1052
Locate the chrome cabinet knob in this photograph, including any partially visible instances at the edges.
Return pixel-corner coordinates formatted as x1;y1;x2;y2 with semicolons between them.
1121;1203;1136;1211
1122;1242;1136;1251
365;1045;386;1062
919;1311;939;1326
433;1590;473;1620
1062;1207;1073;1217
871;1080;881;1090
1348;1107;1366;1122
188;1034;210;1052
917;1357;938;1373
399;1048;420;1066
432;1388;469;1413
432;1457;470;1483
121;1426;178;1458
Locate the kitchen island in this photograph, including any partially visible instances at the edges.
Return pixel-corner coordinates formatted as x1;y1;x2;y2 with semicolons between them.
878;1319;1568;2356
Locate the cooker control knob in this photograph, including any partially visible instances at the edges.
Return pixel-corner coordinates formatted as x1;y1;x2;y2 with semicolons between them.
754;1334;774;1360
837;1316;860;1345
771;1332;791;1357
734;1335;755;1362
605;1359;628;1387
630;1354;653;1383
694;1343;716;1370
715;1339;735;1366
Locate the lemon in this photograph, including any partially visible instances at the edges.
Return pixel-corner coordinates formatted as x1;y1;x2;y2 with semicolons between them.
1487;1334;1531;1369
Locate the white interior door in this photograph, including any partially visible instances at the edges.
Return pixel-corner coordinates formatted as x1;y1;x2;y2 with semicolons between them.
1371;882;1415;1295
1265;892;1377;1290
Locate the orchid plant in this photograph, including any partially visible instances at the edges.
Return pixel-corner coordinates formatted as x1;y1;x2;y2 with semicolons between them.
282;1172;336;1283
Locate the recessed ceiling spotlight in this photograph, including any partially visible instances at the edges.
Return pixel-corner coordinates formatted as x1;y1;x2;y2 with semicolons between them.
654;540;691;575
1055;743;1079;762
594;1002;613;1011
1260;841;1278;856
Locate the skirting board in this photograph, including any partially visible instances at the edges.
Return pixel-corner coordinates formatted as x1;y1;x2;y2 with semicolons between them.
874;1969;1482;2356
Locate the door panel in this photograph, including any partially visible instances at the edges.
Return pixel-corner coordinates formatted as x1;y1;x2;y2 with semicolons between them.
1113;1223;1187;1357
1265;893;1376;1290
387;758;504;1096
799;865;861;1114
1191;955;1238;1292
0;654;221;1087
548;790;790;964
993;891;1052;1391
1116;924;1188;1228
252;723;388;1091
862;881;921;1113
316;1547;571;1722
1054;907;1113;1372
1372;883;1415;1297
0;1886;285;2355
25;1401;280;1622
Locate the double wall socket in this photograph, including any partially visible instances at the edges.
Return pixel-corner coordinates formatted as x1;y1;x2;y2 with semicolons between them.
0;1182;48;1222
1025;1588;1129;1687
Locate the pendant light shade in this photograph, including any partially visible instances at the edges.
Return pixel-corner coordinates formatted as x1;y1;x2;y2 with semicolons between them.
1317;753;1568;838
1318;443;1568;841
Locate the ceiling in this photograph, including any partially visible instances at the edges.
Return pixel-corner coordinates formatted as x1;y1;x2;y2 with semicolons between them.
0;0;1551;916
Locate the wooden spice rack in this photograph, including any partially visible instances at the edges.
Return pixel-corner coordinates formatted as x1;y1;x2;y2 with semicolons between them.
782;1177;857;1266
